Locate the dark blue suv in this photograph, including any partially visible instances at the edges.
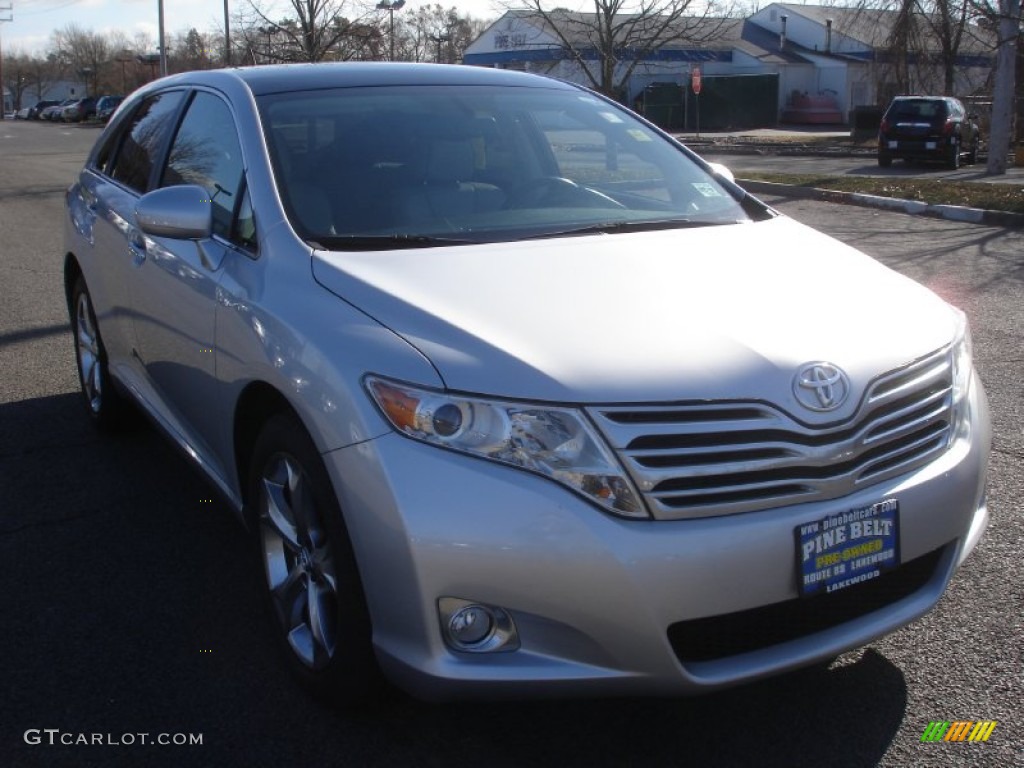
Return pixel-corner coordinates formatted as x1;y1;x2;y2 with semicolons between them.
878;96;981;170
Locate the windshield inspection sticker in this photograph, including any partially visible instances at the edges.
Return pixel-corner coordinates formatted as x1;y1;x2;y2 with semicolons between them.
692;183;723;198
627;129;652;142
796;499;899;597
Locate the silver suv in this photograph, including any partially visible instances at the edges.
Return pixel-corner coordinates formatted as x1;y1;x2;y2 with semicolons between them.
64;64;990;705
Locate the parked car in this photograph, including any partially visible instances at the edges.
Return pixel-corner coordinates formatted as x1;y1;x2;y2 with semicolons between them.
40;99;75;121
27;99;60;120
94;95;124;123
878;96;981;169
62;96;98;122
65;64;990;706
15;106;31;119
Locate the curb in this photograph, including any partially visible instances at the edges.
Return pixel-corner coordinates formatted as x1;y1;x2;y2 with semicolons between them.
738;179;1024;228
693;144;871;159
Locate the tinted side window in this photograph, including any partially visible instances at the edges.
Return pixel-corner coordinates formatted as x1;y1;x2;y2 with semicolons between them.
92;124;122;174
92;101;139;174
161;92;245;240
109;91;185;193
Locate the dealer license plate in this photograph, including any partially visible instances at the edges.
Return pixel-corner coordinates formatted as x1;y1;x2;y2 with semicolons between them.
796;499;900;598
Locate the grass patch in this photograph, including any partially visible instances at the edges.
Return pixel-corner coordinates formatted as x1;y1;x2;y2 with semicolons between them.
741;172;1024;214
722;135;876;149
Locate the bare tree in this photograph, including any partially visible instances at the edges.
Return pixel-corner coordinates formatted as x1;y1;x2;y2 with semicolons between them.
240;0;375;62
879;0;979;95
401;5;491;62
2;51;34;110
502;0;736;98
50;24;111;96
980;0;1020;172
884;0;924;93
925;0;973;93
26;53;61;103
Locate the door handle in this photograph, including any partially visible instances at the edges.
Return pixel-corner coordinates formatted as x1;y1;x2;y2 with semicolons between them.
129;233;147;265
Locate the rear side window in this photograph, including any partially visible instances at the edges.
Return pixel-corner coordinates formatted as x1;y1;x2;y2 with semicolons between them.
108;91;185;193
160;92;246;240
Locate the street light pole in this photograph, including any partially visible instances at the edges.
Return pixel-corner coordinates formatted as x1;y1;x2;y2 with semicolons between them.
376;0;405;61
429;33;450;64
223;0;231;66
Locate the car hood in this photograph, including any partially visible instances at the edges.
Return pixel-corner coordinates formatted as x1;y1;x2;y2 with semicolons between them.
312;216;956;424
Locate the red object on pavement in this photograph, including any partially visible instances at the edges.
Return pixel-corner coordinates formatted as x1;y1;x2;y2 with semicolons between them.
691;68;702;95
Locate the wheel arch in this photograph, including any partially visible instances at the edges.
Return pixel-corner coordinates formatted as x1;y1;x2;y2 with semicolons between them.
234;382;292;486
233;381;316;528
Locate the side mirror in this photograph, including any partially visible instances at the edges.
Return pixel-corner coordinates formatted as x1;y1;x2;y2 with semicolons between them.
707;162;735;184
136;184;213;240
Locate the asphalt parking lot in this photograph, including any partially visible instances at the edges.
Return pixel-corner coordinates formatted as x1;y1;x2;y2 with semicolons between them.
1;119;1021;767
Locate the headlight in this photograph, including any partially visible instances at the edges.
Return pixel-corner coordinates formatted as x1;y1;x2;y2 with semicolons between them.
365;376;647;519
950;309;973;440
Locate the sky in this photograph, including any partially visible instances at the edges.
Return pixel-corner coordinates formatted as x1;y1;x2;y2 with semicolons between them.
2;0;508;56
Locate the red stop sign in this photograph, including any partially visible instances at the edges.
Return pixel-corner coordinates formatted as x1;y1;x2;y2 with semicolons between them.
691;68;702;95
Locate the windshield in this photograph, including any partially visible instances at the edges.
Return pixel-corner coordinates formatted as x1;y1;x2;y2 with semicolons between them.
259;84;759;249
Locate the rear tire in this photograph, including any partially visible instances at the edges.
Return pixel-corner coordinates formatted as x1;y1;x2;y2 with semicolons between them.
946;142;961;170
248;412;381;707
877;153;892;168
967;138;979;165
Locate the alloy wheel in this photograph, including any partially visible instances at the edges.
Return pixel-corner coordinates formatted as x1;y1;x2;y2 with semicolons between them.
75;291;103;414
258;453;339;670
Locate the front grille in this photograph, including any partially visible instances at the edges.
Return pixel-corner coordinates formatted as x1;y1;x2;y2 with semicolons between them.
588;347;953;519
667;546;946;664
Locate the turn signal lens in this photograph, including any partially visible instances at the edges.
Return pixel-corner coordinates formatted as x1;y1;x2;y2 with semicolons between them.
374;383;419;432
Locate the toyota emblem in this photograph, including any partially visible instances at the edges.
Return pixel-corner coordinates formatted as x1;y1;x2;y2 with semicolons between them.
794;362;851;411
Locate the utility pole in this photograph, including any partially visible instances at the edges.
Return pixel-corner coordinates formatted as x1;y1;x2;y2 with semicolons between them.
0;3;12;121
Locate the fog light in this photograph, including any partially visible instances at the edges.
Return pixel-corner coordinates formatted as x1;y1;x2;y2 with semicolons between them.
438;597;520;653
449;605;493;645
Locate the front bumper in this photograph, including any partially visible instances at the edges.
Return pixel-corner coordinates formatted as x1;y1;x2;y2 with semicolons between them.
325;378;990;701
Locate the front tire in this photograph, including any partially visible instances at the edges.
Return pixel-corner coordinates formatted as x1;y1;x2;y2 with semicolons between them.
70;275;128;430
249;412;380;706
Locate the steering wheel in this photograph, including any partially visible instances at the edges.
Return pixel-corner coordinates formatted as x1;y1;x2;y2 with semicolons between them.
506;176;626;209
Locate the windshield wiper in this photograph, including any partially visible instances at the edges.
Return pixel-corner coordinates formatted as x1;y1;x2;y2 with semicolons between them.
523;218;731;239
311;234;478;251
